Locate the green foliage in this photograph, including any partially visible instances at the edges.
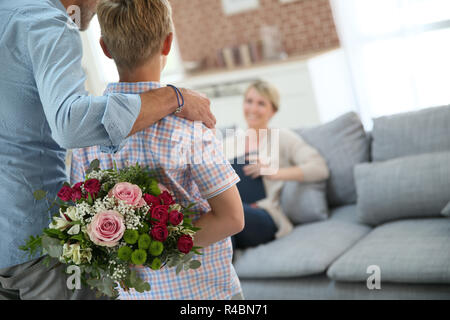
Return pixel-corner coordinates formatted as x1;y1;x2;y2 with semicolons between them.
148;240;164;256
85;159;100;175
124;270;150;293
19;235;42;258
150;257;161;270
117;246;133;262
138;234;151;250
131;249;147;265
41;235;63;258
115;163;159;195
138;222;150;234
123;229;139;245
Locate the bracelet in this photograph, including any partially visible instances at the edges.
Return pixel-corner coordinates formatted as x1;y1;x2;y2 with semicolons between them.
167;84;185;114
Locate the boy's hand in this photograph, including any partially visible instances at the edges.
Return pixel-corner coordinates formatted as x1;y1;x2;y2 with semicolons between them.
175;88;216;129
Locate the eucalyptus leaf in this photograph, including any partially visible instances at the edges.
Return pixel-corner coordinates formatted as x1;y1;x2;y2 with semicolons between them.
41;235;63;258
189;260;201;269
182;251;194;263
176;263;183;275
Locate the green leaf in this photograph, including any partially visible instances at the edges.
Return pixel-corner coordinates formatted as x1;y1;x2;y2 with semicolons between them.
189;260;201;269
89;159;100;171
148;179;161;196
127;270;151;293
44;228;65;239
176;263;183;275
182;251;194;263
87;193;93;205
86;276;117;298
33;190;47;201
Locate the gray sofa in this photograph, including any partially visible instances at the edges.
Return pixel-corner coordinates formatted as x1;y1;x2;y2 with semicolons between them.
232;107;450;300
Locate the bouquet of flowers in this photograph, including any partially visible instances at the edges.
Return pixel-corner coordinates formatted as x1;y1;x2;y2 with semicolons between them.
20;160;202;298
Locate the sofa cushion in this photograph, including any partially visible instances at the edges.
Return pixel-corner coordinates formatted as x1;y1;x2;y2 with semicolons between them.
327;218;450;284
371;105;450;162
442;201;450;217
355;152;450;226
296;112;370;207
233;207;371;278
280;181;328;225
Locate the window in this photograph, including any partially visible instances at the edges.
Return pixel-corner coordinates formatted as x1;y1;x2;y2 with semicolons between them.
331;0;450;127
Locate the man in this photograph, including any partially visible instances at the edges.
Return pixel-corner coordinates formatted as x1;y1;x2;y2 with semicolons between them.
0;0;215;300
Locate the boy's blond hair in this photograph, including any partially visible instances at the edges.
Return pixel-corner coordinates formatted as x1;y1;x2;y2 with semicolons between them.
97;0;174;71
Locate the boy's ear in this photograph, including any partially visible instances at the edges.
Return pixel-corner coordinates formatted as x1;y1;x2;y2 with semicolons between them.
161;33;173;56
99;37;113;59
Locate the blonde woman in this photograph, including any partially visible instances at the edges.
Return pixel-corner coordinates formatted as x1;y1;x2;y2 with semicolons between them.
231;81;330;249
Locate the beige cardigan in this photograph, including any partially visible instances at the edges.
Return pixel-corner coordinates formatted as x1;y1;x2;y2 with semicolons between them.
224;128;329;239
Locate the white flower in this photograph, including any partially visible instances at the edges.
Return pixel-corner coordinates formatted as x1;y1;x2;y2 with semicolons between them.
71;244;82;265
65;206;79;221
67;224;80;235
49;212;70;230
62;243;74;260
62;243;91;265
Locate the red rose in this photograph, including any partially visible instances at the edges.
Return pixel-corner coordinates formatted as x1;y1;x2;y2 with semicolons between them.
71;189;82;201
57;185;73;202
71;182;83;201
150;205;169;225
151;224;168;242
169;210;183;226
143;193;160;207
159;191;175;205
177;235;193;254
84;179;101;194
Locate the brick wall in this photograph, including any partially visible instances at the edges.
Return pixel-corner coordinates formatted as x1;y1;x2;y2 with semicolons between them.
169;0;340;70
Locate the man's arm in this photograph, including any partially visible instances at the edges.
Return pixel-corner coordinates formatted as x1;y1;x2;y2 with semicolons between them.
130;87;216;136
27;12;214;152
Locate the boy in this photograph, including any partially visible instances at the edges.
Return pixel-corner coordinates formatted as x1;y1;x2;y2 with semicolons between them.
71;0;244;299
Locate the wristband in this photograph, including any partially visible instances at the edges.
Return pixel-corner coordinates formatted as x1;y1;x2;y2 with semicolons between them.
167;84;185;114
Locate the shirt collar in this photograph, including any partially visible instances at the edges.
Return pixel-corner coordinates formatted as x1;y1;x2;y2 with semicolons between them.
50;0;69;15
104;82;162;95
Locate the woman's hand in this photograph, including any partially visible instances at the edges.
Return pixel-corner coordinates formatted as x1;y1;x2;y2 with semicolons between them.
243;161;304;182
243;159;276;179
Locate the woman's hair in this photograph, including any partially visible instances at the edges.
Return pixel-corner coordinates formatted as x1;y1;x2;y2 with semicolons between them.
97;0;174;71
244;80;280;112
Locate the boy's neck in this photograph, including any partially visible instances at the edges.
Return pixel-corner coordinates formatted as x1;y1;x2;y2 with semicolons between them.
118;58;162;83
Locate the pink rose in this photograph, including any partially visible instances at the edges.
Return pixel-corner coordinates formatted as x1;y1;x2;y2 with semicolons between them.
84;179;101;194
151;224;168;242
159;190;175;205
169;210;183;226
57;185;73;202
109;182;143;207
87;210;125;247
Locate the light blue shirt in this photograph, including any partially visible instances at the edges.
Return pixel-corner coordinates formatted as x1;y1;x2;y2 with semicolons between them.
0;0;141;268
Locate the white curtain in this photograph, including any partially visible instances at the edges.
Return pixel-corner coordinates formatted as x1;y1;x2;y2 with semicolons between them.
331;0;450;127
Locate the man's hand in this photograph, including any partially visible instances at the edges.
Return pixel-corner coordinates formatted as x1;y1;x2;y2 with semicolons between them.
129;87;216;137
175;88;216;129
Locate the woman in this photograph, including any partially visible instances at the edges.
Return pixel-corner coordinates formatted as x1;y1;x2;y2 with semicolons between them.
231;80;330;249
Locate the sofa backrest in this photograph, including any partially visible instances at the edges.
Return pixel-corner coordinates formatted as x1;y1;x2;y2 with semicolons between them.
295;112;370;208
